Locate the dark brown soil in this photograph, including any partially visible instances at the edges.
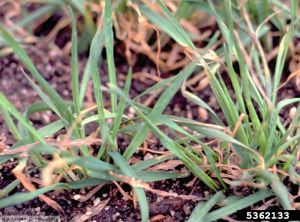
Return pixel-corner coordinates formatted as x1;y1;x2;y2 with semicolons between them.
0;169;204;221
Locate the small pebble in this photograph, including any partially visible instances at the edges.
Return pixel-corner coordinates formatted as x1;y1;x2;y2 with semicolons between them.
93;197;101;206
86;210;93;215
204;191;209;197
183;205;191;215
289;106;297;119
296;75;300;92
144;153;153;160
128;107;136;118
63;89;69;96
112;212;120;220
41;111;52;123
198;107;208;120
187;105;193;119
174;104;181;113
73;194;81;200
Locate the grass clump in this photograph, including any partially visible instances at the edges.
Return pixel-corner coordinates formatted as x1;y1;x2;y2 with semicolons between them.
0;0;300;221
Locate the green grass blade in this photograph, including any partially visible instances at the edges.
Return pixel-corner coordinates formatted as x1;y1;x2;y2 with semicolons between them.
67;0;85;14
265;98;300;159
17;101;50;137
181;86;223;125
23;73;60;116
132;154;175;170
0;106;21;141
112;68;132;139
109;152;149;222
79;27;104;107
89;32;113;157
203;190;273;221
271;0;298;104
16;5;58;29
123;62;196;159
258;170;294;210
0;180;20;198
85;20;114;157
72;157;116;171
139;1;195;49
104;0;118;113
0;93;45;144
69;7;80;117
12;119;64;148
133;76;176;100
86;168;184;182
157;0;195;48
188;191;225;222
